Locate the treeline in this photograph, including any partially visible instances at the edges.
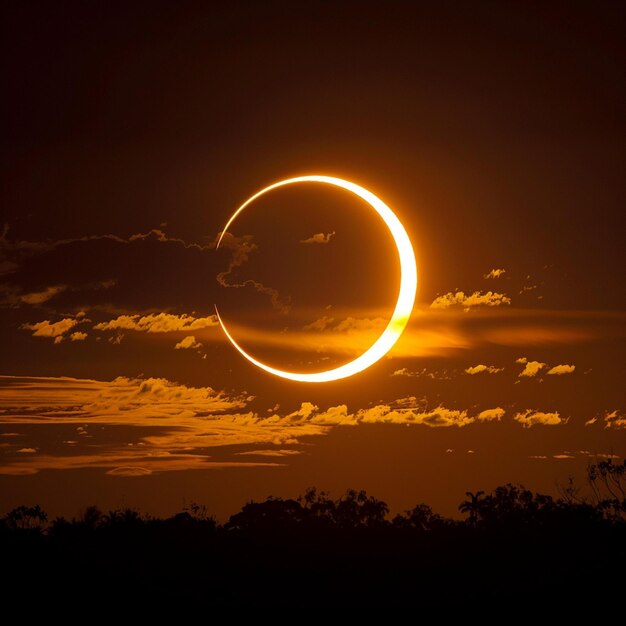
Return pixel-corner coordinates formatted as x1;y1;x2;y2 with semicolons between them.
2;459;625;608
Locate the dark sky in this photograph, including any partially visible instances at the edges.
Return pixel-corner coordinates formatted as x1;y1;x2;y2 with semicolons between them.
1;1;625;519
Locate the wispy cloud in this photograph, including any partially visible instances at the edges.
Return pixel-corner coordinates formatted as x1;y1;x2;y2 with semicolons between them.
513;410;565;427
546;364;575;375
222;307;624;361
484;269;506;279
603;410;626;429
235;449;303;457
19;285;67;305
390;367;453;380
300;232;335;244
0;375;322;475
216;232;290;313
21;318;80;342
174;335;202;350
464;364;503;375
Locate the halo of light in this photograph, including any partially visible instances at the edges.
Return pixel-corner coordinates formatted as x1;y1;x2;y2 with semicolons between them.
216;175;417;382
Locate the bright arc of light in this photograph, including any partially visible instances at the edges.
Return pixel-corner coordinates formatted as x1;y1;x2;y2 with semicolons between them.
215;175;417;383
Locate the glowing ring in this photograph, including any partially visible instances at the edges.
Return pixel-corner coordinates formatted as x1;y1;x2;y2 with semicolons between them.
216;175;417;383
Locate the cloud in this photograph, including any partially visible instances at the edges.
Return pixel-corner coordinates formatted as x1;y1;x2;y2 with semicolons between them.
603;410;626;429
477;408;505;422
516;357;546;377
174;335;202;350
311;405;357;426
70;331;88;341
0;375;515;475
391;367;412;377
106;466;152;476
0;375;326;475
355;404;489;428
390;367;452;380
303;316;335;331
235;449;303;457
300;232;335;244
546;364;575;375
553;454;575;459
21;318;79;339
19;285;66;305
430;290;511;310
464;364;503;375
17;447;37;453
484;269;506;279
215;232;289;313
513;410;565;427
585;417;597;426
94;313;218;333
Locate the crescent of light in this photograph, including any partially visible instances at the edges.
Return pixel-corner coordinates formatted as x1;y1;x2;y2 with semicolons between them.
215;175;417;383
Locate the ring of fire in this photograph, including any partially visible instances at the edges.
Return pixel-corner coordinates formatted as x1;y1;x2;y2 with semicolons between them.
215;175;417;382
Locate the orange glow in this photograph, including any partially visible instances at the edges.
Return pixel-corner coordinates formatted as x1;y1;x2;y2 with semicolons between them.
216;175;418;382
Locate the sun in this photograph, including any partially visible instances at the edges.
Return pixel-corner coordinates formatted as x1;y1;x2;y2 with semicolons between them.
216;175;417;382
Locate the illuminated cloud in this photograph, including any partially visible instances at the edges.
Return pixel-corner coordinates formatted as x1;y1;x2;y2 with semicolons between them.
356;404;478;428
235;449;303;457
553;454;575;459
546;364;575;375
477;408;505;422
94;312;218;333
311;405;357;426
174;335;202;350
238;307;619;361
585;417;597;426
21;318;79;339
484;268;506;279
17;447;37;453
0;375;325;475
513;410;565;427
300;231;335;244
391;367;413;377
0;375;514;475
603;410;626;429
516;357;546;378
464;364;503;375
430;290;511;310
70;331;88;341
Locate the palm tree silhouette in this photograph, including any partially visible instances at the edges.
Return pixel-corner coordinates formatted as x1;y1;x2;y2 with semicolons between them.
459;491;485;527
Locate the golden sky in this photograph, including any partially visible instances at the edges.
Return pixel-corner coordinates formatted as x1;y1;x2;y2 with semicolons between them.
0;2;624;519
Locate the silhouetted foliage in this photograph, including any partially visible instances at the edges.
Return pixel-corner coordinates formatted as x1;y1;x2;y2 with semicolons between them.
2;475;625;609
587;459;626;520
3;505;47;532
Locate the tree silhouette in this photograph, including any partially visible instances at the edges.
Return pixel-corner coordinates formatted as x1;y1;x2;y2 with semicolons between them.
393;503;445;531
1;481;625;609
3;505;47;531
587;459;626;520
458;491;485;527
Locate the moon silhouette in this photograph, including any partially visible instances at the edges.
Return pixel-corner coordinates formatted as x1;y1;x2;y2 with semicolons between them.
215;175;417;383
